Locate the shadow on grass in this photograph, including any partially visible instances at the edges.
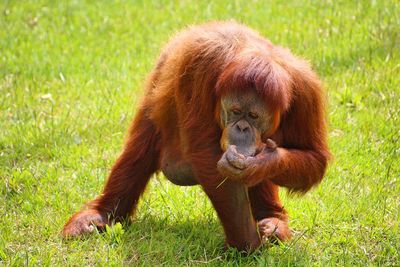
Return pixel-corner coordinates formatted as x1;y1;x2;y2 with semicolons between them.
92;215;314;265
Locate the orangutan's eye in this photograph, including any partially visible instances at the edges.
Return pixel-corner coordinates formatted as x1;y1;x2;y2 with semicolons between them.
232;108;242;115
249;112;259;120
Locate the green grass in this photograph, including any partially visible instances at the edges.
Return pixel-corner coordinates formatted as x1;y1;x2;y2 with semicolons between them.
1;0;399;265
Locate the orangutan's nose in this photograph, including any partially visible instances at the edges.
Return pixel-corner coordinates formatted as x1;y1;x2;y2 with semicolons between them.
236;120;250;132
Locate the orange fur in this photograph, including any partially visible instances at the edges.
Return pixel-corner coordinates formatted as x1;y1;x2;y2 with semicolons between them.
63;21;330;251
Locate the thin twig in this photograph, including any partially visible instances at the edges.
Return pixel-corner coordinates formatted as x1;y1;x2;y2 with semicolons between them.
216;177;229;189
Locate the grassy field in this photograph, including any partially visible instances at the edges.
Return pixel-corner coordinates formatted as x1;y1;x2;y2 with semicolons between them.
1;0;399;266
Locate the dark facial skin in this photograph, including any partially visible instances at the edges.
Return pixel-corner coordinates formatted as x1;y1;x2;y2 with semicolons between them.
219;89;270;157
217;89;279;181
